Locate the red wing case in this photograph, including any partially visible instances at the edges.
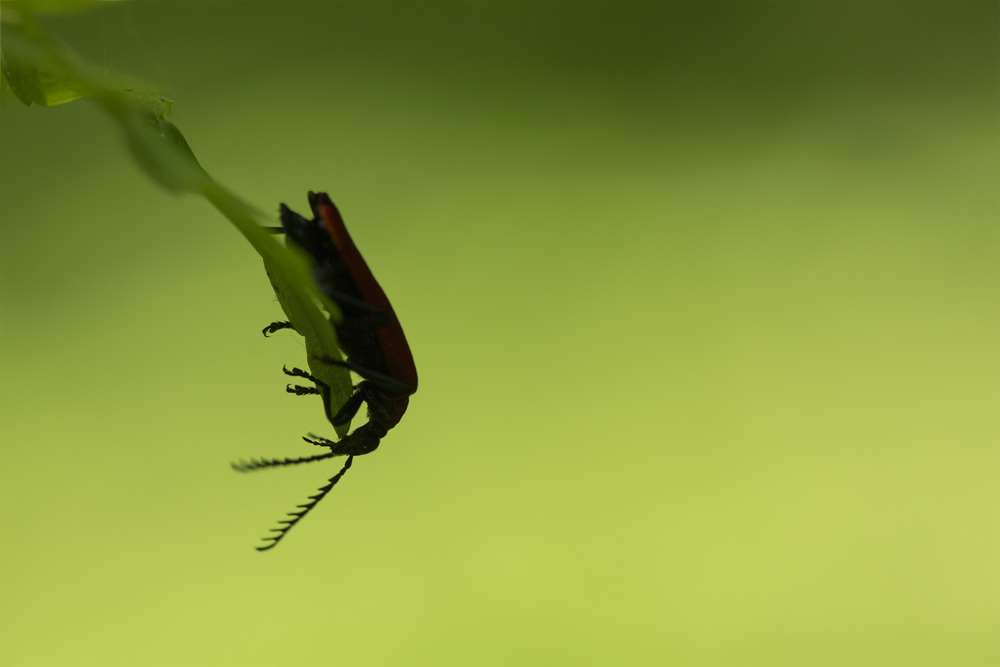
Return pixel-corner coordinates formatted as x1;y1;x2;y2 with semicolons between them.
313;195;419;396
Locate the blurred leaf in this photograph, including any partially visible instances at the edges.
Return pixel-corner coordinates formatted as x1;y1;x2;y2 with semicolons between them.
2;0;110;16
0;4;353;435
0;60;17;101
0;7;91;105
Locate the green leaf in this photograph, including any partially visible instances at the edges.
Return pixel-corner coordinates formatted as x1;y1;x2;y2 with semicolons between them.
205;184;354;438
0;4;354;436
264;251;353;433
0;7;91;105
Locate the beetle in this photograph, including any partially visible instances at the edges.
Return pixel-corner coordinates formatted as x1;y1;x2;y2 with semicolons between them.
234;192;417;550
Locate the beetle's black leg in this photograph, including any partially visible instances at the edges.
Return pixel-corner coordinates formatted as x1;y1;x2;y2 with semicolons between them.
325;290;395;327
318;356;415;396
287;385;320;396
331;386;367;426
340;309;394;328
282;365;323;385
304;414;386;458
263;321;295;337
282;367;327;396
279;204;319;242
303;434;336;447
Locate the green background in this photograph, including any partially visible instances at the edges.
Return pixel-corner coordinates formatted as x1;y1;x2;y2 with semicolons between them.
1;2;997;665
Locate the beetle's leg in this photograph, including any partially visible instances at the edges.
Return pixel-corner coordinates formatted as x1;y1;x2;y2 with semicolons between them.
302;434;336;447
331;385;367;427
279;204;322;244
326;290;395;327
282;366;327;396
341;309;394;328
287;385;320;396
304;418;385;458
318;356;415;396
263;321;295;337
282;365;323;385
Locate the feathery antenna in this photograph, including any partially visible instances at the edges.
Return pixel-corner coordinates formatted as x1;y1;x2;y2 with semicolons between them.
231;451;335;472
256;455;354;551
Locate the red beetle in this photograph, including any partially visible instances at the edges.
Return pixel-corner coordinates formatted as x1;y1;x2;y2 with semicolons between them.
236;192;417;550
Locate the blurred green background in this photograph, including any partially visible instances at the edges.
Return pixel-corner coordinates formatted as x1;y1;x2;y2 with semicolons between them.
1;3;997;665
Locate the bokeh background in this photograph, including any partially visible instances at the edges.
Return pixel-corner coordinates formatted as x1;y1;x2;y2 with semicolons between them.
1;3;997;665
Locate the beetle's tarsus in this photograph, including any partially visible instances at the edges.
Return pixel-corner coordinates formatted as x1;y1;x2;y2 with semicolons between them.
286;384;320;396
263;321;295;337
282;365;325;386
